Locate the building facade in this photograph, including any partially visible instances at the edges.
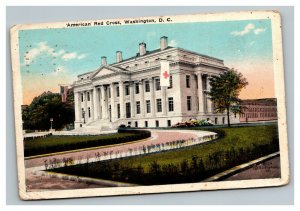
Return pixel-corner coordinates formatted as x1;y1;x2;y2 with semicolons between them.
239;98;277;122
72;36;240;130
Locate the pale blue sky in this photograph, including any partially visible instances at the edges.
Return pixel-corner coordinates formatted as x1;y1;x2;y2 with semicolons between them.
18;19;273;104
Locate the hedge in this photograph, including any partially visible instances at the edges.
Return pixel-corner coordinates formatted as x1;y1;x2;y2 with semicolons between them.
24;129;151;157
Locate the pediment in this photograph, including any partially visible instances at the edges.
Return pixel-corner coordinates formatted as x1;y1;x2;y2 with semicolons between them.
91;66;117;79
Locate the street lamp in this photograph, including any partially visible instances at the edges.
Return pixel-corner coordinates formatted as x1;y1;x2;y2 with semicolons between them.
50;118;53;131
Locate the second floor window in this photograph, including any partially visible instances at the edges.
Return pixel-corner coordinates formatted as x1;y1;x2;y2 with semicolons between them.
87;92;90;101
168;75;173;89
186;75;190;88
145;81;150;92
108;87;111;98
155;78;161;90
116;86;120;97
125;84;130;95
135;83;140;94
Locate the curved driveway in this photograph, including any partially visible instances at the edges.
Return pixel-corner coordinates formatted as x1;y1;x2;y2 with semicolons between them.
25;129;215;168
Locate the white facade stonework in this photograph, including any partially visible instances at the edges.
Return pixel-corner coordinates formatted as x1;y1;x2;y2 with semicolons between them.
72;37;240;130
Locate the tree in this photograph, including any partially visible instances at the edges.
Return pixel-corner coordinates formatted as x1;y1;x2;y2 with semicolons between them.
22;91;75;131
208;69;248;127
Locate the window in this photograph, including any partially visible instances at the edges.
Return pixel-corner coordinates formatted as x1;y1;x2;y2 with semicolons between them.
155;78;161;90
186;75;190;88
135;121;138;127
215;117;218;125
88;107;91;118
116;86;120;97
187;96;192;111
117;104;120;118
81;108;84;118
87;92;90;101
81;93;84;102
168;97;174;112
156;99;162;112
146;100;151;113
167;120;171;127
136;101;141;114
145;81;150;92
168;75;173;89
155;120;159;127
145;121;148;127
135;83;139;94
125;84;130;95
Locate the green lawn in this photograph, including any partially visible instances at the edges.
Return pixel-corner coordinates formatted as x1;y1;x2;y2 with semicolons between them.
24;130;151;157
50;124;280;185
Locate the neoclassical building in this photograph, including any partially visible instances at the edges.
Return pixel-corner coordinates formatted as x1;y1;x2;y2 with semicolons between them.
72;36;239;130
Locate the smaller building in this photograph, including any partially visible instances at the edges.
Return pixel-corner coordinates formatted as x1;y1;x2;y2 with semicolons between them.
239;98;277;122
60;85;73;103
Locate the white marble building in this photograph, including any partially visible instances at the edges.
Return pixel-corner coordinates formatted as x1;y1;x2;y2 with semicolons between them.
72;36;239;130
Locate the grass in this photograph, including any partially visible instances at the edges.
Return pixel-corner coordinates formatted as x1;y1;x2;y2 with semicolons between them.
49;124;280;185
24;130;151;157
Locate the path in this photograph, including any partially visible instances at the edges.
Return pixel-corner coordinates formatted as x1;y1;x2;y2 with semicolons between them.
224;157;281;181
25;129;216;191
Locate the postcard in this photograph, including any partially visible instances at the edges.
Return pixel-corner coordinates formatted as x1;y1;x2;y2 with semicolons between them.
10;10;289;200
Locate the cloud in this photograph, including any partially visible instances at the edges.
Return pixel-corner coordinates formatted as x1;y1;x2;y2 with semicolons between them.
231;23;255;36
77;54;87;60
169;39;178;47
254;28;266;35
231;24;267;37
23;42;86;66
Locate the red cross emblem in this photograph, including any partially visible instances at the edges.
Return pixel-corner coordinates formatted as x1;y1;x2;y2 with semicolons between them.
163;71;170;79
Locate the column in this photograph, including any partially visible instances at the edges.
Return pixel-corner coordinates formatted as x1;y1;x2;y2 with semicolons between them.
98;88;102;119
93;87;99;120
130;82;135;118
161;86;167;115
84;91;87;122
119;81;125;119
90;89;94;120
139;80;145;116
100;85;107;119
207;76;212;113
193;74;198;113
150;78;156;117
110;83;116;121
197;73;204;114
74;91;81;121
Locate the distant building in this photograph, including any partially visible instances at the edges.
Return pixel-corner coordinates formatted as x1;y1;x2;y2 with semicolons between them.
240;98;277;122
60;85;73;103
